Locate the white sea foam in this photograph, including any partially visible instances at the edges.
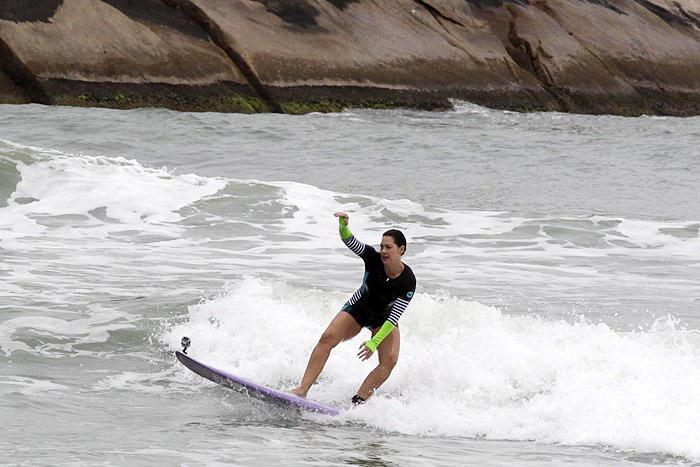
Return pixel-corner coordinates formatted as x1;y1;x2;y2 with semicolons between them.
3;142;697;261
163;276;700;460
254;181;700;314
0;305;135;357
449;100;496;116
94;370;176;393
2;144;698;322
7;153;225;230
0;376;71;395
268;180;700;257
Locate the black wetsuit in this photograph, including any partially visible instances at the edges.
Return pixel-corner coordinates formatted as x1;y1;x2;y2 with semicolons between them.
341;234;416;329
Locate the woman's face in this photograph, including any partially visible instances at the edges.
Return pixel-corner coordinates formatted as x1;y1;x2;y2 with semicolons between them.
380;236;405;264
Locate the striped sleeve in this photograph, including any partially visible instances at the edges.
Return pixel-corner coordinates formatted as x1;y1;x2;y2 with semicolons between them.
342;234;366;257
387;296;411;326
346;286;364;307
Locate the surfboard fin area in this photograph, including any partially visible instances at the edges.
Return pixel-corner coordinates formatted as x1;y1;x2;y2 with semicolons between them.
175;348;341;416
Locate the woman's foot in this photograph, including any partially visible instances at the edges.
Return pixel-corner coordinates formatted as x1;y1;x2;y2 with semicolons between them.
285;387;308;398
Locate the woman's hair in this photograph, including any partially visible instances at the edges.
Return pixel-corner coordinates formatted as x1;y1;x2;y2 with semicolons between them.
383;229;407;254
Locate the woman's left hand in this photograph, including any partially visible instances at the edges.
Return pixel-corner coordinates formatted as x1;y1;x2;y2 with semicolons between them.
357;342;373;361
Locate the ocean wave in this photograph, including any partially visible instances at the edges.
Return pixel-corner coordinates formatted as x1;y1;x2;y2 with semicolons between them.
163;276;700;461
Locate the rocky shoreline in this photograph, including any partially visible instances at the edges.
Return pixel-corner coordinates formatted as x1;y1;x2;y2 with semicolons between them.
1;0;699;115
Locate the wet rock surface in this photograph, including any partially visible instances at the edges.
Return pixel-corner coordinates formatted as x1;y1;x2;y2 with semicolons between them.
1;0;698;115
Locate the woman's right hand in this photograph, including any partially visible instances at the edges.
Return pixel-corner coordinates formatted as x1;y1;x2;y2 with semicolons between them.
334;212;349;225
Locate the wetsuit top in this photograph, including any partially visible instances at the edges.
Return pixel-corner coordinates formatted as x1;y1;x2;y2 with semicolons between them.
341;232;416;328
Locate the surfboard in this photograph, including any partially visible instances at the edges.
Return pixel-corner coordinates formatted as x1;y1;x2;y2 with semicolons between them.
175;350;341;416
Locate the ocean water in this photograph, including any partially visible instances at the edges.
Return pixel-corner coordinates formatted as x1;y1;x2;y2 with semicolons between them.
1;102;699;466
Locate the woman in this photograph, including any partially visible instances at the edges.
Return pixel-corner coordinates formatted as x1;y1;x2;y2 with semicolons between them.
288;212;416;404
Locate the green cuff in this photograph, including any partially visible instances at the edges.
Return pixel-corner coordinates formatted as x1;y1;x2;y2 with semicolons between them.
339;217;352;240
365;321;395;353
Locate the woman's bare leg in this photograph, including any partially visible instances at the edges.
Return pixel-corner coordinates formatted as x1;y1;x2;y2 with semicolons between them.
355;326;400;401
287;311;361;397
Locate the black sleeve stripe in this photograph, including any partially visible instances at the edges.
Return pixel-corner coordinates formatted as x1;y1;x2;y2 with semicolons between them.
343;235;366;257
388;297;411;326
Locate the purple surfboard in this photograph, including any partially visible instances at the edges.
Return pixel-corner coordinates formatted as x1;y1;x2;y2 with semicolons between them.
175;351;341;416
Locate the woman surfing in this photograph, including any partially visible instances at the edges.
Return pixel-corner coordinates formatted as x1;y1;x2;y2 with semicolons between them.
288;212;416;404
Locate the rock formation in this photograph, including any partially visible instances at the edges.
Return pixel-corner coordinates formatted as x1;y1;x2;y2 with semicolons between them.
1;0;699;115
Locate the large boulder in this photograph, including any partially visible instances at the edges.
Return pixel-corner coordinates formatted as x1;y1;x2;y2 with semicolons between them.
0;70;28;104
531;0;700;114
1;0;699;115
0;0;265;111
165;0;556;111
